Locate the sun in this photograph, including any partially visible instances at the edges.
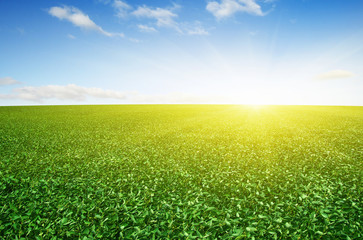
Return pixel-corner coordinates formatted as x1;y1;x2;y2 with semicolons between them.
232;91;276;106
246;104;268;110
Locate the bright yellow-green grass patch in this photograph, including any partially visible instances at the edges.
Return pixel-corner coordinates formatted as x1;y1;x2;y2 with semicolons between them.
0;105;362;239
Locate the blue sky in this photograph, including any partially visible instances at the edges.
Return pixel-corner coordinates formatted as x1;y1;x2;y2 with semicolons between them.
0;0;362;105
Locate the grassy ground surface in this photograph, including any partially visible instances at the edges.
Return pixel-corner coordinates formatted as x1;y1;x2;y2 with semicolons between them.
0;105;362;239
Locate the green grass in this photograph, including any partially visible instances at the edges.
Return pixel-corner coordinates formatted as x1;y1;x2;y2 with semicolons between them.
0;105;362;239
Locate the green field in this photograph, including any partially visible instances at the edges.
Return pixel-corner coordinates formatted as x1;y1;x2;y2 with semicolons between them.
0;105;362;239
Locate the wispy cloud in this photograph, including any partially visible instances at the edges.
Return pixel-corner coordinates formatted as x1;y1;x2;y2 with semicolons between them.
137;24;158;33
99;1;209;36
185;27;209;36
132;5;208;35
314;70;356;81
48;6;124;37
0;84;128;102
67;34;76;39
182;22;209;36
0;84;228;104
128;37;142;43
0;77;21;86
249;30;258;36
132;5;180;30
16;27;25;35
113;0;132;18
206;0;265;19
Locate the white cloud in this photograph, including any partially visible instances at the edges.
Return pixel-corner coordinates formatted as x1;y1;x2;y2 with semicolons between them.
0;84;229;104
48;6;123;37
1;84;128;102
100;2;208;36
137;24;157;33
186;27;209;36
67;34;76;39
315;70;356;81
206;0;265;19
113;0;132;18
132;5;179;29
133;6;208;35
128;37;142;43
0;77;21;86
183;22;209;36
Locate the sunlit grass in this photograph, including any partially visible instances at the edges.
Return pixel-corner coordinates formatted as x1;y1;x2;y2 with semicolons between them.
0;105;362;239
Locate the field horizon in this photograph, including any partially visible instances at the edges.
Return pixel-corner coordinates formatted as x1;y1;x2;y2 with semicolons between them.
0;105;362;239
2;103;363;107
